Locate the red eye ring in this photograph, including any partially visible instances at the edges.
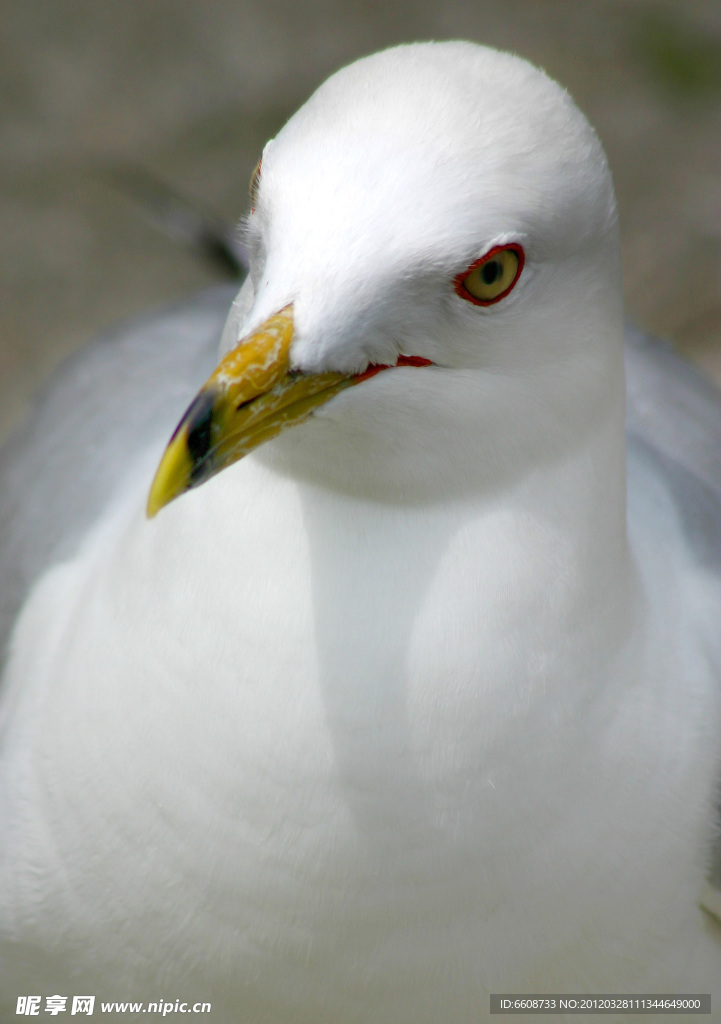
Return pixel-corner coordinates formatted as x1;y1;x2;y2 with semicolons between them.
453;243;525;307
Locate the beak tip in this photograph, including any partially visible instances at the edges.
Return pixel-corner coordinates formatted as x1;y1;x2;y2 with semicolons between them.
146;476;174;520
146;428;195;520
145;495;162;520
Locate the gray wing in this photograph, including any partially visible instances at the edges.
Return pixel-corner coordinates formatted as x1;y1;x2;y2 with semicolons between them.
624;323;721;900
0;284;236;667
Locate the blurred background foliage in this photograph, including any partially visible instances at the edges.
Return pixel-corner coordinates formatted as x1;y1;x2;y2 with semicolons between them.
634;9;721;97
1;0;720;436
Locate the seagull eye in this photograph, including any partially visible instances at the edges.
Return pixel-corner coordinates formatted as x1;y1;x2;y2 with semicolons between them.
454;244;525;306
249;157;262;212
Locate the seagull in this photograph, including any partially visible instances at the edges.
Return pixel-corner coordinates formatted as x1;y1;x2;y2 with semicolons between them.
1;40;720;1023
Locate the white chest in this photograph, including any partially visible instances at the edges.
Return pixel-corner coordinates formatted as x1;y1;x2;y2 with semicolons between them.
1;455;718;1018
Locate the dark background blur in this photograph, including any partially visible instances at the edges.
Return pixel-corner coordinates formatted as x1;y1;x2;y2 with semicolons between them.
2;0;720;437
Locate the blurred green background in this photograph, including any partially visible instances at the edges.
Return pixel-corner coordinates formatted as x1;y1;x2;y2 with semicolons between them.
1;0;720;437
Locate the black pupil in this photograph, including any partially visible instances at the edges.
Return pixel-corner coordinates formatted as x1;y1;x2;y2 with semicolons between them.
481;259;503;285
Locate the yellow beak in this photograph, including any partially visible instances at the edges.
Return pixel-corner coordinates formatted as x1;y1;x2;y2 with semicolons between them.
146;305;355;517
147;304;434;518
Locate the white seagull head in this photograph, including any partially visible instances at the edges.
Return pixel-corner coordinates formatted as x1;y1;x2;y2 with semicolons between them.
148;41;624;512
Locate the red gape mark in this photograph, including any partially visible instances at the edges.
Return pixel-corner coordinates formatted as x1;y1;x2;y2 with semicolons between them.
354;355;434;384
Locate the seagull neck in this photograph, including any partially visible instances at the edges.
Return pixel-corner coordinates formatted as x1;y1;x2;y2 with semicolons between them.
513;402;632;589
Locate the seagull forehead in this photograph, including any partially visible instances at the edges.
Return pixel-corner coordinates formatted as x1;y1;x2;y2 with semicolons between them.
257;43;613;263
